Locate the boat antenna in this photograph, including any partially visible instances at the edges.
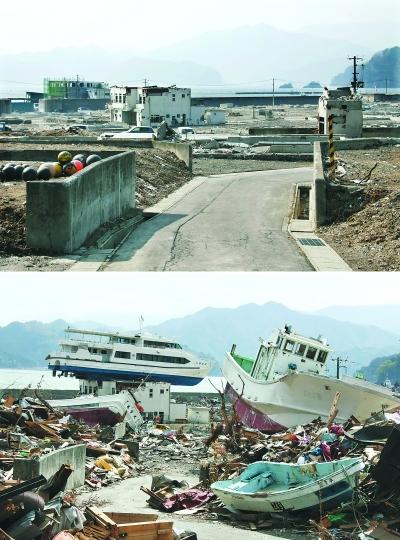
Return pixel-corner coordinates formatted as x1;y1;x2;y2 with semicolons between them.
139;315;144;332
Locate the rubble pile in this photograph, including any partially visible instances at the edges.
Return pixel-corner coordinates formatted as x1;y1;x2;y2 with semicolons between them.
319;146;400;271
193;140;311;161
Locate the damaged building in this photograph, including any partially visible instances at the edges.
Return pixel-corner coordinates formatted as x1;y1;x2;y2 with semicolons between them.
318;86;363;138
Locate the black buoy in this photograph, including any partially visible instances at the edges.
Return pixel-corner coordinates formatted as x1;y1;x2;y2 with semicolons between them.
2;165;17;181
14;165;26;180
22;167;38;182
86;154;101;166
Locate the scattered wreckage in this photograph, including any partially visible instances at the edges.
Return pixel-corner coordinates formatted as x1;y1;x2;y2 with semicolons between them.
4;386;400;539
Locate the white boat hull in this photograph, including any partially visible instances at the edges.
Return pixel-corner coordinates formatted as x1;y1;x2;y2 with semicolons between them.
212;460;364;513
223;353;400;431
48;355;207;386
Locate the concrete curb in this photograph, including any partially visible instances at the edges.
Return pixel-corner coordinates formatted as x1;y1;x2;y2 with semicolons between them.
289;231;352;272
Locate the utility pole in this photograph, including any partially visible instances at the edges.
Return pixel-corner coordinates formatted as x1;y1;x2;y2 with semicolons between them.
272;78;275;107
143;78;148;88
348;56;364;94
76;74;79;99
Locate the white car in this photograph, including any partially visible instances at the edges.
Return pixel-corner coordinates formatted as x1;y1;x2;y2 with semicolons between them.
98;126;156;141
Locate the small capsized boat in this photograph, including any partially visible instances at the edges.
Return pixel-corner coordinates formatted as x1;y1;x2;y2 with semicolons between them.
211;458;364;513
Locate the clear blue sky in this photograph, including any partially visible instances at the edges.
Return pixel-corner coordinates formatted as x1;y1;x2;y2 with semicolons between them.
0;0;398;54
0;273;399;327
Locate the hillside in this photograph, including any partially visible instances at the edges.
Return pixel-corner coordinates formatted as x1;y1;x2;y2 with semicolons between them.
0;47;222;97
332;46;400;87
316;305;400;335
362;353;400;384
149;24;371;84
149;302;400;375
0;304;399;377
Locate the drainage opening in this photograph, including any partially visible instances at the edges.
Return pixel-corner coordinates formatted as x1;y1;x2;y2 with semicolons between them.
293;186;311;220
298;238;326;247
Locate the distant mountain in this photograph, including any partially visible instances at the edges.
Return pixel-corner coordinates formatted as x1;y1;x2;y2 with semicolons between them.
361;353;400;384
0;320;67;369
0;47;222;97
280;83;294;89
1;304;399;378
148;302;400;376
304;81;322;88
332;47;400;87
315;305;400;335
300;21;399;52
149;24;372;84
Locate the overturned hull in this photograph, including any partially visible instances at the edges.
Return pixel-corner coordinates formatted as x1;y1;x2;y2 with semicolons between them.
49;390;143;431
224;352;400;432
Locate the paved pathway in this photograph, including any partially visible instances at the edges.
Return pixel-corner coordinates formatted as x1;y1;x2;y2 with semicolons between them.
102;169;314;272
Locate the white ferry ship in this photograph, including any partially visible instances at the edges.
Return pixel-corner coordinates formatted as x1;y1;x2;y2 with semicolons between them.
47;327;212;386
224;325;400;432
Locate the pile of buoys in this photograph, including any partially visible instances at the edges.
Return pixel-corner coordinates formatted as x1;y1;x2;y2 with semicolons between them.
0;152;102;183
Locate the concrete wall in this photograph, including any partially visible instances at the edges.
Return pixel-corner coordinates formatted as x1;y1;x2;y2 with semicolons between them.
153;141;192;170
13;444;86;489
39;98;109;113
314;142;327;226
26;151;136;254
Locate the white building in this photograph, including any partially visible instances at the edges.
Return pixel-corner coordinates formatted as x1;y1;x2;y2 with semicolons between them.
318;87;363;138
109;85;191;127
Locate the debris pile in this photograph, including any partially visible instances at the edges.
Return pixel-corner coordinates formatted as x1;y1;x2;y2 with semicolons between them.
319;146;400;271
193;140;312;161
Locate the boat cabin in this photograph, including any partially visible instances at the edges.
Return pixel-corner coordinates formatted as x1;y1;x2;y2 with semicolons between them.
232;325;333;381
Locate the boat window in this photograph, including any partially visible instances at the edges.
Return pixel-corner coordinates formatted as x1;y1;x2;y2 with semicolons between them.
137;353;189;364
317;350;328;363
276;336;283;348
284;340;295;352
306;347;318;360
115;351;131;359
101;350;107;355
295;343;306;356
144;340;182;349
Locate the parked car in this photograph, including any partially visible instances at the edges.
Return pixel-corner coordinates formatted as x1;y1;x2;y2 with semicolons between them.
0;122;11;132
176;127;195;137
98;126;156;140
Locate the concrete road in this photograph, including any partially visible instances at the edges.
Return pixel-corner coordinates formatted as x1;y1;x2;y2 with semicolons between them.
76;472;291;540
103;168;313;272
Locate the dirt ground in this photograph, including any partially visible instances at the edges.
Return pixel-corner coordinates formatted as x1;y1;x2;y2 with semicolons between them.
319;146;400;271
0;147;192;269
194;158;309;176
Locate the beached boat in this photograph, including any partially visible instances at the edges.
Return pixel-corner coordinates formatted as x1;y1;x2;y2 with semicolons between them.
223;325;400;432
211;458;364;513
47;327;212;386
48;390;143;431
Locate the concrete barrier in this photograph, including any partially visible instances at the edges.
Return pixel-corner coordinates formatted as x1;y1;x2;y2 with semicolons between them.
26;151;135;254
153;141;192;170
13;444;86;489
335;137;399;150
314;142;327;226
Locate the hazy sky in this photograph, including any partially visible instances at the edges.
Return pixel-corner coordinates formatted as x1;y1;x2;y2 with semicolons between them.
0;0;398;54
0;273;399;328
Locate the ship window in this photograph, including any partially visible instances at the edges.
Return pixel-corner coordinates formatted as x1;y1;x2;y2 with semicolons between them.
317;350;328;363
149;389;153;398
306;347;317;360
295;343;306;356
101;350;107;355
284;340;295;352
115;351;131;359
137;353;189;364
160;389;165;394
